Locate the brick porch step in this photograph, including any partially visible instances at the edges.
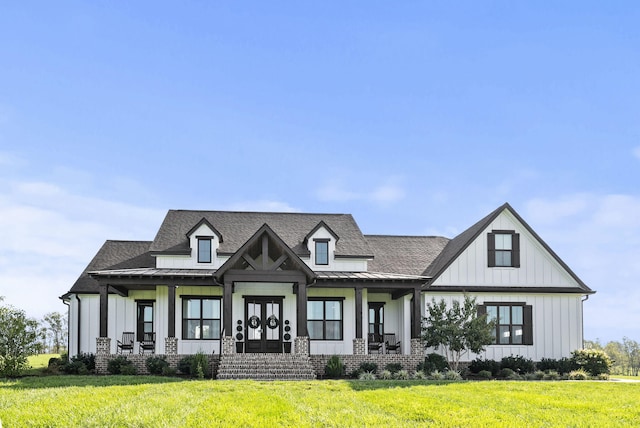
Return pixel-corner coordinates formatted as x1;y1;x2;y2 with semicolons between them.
217;353;316;380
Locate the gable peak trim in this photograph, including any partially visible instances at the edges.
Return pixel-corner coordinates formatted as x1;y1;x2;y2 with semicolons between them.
186;217;223;243
304;220;340;244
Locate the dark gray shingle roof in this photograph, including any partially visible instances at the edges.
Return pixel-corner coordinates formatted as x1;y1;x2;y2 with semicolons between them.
149;210;373;257
67;240;154;294
365;235;450;276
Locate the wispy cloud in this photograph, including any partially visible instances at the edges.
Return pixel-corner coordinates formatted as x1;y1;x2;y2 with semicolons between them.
0;151;27;167
524;193;640;341
0;177;165;319
316;179;406;205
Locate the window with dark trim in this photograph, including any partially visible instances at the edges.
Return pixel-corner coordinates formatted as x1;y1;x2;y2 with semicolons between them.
478;302;532;345
307;298;343;340
315;240;329;265
136;300;154;342
197;237;212;263
182;297;221;340
488;230;520;267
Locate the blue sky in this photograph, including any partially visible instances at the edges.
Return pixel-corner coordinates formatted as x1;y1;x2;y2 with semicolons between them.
1;2;639;344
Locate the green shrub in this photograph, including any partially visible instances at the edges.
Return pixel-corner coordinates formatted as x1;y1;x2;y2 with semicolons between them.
469;358;500;376
501;355;535;374
45;357;64;374
145;356;170;375
497;368;516;379
429;370;445;380
384;363;402;374
62;353;95;375
444;370;462;381
477;370;492;379
350;361;379;379
568;368;589;380
532;370;545;380
537;357;576;374
543;370;560;380
571;349;612;376
325;355;345;378
380;369;393;380
358;371;376;380
417;353;449;373
48;357;62;368
395;369;410;380
120;363;138;375
107;356;136;375
359;361;378;374
414;370;427;380
191;352;210;378
162;366;177;376
595;373;609;380
178;356;195;375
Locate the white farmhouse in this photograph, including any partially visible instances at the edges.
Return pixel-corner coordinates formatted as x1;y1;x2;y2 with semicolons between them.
62;203;593;377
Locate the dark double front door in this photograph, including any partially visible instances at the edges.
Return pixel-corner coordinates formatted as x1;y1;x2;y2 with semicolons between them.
245;297;283;353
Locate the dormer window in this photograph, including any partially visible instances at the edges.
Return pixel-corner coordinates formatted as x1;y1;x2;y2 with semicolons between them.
315;240;329;265
197;237;212;263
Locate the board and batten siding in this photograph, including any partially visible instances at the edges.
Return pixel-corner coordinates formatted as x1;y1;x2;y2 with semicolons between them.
423;292;583;361
431;210;578;288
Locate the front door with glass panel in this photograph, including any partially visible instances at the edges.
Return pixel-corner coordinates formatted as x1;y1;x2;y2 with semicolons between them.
245;297;283;353
368;302;384;343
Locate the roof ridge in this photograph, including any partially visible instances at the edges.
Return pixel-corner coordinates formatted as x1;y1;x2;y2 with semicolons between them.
365;234;449;239
168;209;351;216
105;239;153;244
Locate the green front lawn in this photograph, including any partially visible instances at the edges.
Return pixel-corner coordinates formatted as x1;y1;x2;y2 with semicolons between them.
1;377;639;427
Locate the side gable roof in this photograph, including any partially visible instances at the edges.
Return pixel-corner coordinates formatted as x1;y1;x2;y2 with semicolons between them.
424;203;593;293
366;235;449;276
150;210;373;258
65;240;154;294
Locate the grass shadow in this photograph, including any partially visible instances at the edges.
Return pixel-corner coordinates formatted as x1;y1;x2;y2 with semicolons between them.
345;379;469;391
0;375;191;390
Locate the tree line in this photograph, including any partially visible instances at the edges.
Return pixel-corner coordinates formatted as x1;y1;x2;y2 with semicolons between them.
585;338;640;376
0;297;67;376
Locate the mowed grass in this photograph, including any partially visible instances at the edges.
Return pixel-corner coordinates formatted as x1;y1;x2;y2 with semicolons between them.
23;354;60;376
1;377;639;427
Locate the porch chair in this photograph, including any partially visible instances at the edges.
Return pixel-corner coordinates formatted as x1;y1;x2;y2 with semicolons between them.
139;332;156;355
384;333;401;354
116;332;134;354
368;333;383;354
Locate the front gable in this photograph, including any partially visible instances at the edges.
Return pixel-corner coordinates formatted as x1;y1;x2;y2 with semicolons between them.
428;204;592;293
214;223;316;283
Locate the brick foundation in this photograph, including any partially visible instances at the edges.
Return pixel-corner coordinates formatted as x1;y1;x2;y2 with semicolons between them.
95;353;221;376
